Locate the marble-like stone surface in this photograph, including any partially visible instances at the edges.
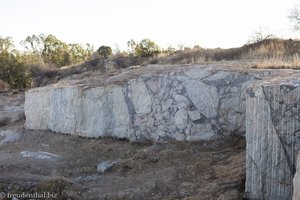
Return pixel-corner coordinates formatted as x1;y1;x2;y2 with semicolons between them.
25;64;291;142
20;151;60;160
293;151;300;200
246;75;300;200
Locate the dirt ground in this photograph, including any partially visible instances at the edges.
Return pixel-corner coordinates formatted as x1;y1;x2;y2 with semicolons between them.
0;122;245;200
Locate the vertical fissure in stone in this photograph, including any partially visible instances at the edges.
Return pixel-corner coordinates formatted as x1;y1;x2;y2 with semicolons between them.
122;84;137;139
261;86;269;199
267;86;272;198
252;91;256;195
247;89;253;194
291;89;295;197
273;85;279;198
288;87;293;197
257;94;264;196
246;88;252;195
261;88;265;198
255;90;260;197
277;85;282;197
104;92;115;135
284;88;288;198
270;85;275;198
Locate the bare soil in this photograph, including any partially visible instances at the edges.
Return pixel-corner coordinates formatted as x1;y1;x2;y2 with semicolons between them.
0;123;245;200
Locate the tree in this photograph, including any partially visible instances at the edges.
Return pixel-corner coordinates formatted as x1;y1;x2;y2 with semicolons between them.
127;39;161;57
42;34;70;67
83;43;94;59
0;37;14;53
21;34;94;67
163;46;176;55
289;6;300;31
21;34;45;54
248;27;275;43
135;39;161;57
127;39;136;55
20;34;45;64
97;45;112;58
68;43;88;64
0;37;31;88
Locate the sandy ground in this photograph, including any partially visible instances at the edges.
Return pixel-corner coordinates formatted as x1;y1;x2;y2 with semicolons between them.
0;122;245;200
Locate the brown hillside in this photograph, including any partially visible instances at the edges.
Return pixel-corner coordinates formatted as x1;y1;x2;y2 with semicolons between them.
155;39;300;65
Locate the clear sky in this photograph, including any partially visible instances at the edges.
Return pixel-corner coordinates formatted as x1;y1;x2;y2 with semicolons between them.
1;0;299;51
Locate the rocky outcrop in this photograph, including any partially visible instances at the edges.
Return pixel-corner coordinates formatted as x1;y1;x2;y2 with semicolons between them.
25;64;291;142
245;75;300;200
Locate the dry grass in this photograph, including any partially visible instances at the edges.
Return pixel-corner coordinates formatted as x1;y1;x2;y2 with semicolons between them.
152;38;300;69
27;38;300;88
249;55;300;69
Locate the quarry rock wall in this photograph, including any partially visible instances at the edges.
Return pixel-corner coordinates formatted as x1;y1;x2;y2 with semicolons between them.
25;65;278;142
25;64;300;199
246;76;300;200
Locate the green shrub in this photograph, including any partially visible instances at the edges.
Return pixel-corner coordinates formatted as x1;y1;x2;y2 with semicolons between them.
0;51;31;89
127;39;161;57
97;45;112;58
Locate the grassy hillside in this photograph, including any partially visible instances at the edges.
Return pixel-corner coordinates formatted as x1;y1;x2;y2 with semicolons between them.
153;39;300;68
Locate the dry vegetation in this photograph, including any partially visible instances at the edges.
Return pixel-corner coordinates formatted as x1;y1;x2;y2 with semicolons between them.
18;38;300;88
153;38;300;68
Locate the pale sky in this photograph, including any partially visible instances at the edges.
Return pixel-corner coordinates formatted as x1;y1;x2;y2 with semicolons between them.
1;0;299;51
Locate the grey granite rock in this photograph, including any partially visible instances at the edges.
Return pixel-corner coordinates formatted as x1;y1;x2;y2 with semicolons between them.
0;130;20;145
129;79;152;114
293;151;300;200
21;151;60;160
25;64;294;142
184;80;219;118
174;108;188;130
97;160;118;173
188;110;201;121
246;75;300;200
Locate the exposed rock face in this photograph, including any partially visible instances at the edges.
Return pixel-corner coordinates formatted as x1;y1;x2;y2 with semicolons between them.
245;76;300;200
25;65;289;142
25;86;131;139
293;151;300;200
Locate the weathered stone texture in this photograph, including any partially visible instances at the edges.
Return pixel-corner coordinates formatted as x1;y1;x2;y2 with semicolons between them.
246;76;300;200
293;151;300;200
26;85;132;139
25;65;280;142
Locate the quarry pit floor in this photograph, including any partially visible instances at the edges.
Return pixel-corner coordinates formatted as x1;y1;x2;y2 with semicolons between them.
0;123;245;200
